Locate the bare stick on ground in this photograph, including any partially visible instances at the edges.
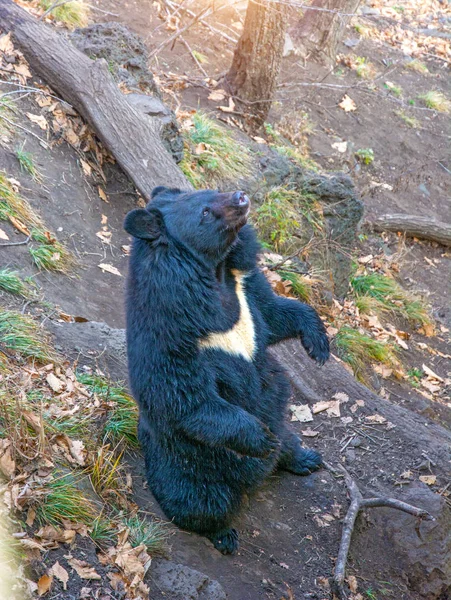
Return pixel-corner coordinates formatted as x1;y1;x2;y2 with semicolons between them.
372;214;451;247
324;462;434;599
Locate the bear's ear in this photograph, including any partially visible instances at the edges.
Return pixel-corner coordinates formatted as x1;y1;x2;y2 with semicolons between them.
124;208;166;241
151;186;169;198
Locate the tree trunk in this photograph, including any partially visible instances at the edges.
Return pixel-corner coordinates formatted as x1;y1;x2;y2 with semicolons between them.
0;0;191;199
225;0;289;130
372;214;451;247
292;0;362;65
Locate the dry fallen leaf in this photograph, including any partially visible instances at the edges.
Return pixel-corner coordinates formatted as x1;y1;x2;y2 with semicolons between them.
422;364;444;382
0;227;9;240
289;404;313;423
312;400;340;417
49;562;69;591
0;444;15;478
46;372;64;393
365;414;387;424
27;113;48;130
98;263;122;277
301;428;319;437
208;89;226;102
37;574;53;596
338;94;357;112
98;187;108;203
66;557;101;580
218;97;235;113
419;475;437;486
332;141;348;153
347;575;358;593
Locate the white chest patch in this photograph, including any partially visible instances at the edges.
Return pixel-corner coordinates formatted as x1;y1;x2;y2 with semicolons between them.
199;269;256;361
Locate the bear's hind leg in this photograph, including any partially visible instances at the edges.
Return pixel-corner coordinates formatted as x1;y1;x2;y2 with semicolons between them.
278;431;322;475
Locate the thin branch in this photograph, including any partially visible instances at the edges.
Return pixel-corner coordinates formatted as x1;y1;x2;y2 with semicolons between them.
326;463;434;599
149;6;211;59
0;114;49;148
38;0;71;21
180;37;208;77
85;4;119;17
0;235;31;247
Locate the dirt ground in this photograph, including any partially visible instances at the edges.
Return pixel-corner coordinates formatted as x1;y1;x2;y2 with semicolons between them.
1;1;451;599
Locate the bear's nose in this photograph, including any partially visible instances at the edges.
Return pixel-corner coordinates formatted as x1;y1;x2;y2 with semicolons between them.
232;191;249;206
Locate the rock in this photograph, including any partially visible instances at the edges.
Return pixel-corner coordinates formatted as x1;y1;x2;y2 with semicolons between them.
367;482;451;599
148;559;227;600
246;152;364;297
70;23;184;162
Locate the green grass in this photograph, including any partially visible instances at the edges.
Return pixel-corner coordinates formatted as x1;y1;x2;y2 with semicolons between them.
77;374;139;447
125;514;168;554
384;82;402;97
191;50;208;64
36;473;97;526
29;243;72;273
335;326;397;382
254;186;323;253
180;112;251;187
407;367;422;388
419;91;451;113
16;146;41;182
39;0;89;28
0;310;56;363
355;148;374;165
351;273;432;327
355;57;376;79
0;172;43;229
254;187;300;253
0;172;74;273
273;144;319;171
279;271;313;303
395;110;420;128
0;269;29;297
90;515;117;545
406;60;429;74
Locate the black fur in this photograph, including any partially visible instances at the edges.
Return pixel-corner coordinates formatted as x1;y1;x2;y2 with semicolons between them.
125;187;329;554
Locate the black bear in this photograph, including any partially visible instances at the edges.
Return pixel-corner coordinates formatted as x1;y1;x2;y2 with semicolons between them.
124;187;329;554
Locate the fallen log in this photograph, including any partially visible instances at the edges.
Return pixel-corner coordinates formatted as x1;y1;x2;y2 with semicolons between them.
0;0;192;199
372;214;451;247
274;341;451;468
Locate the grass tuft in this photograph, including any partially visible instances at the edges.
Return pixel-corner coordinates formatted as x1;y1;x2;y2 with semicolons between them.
16;145;41;182
351;272;432;327
395;110;420;128
180;112;251;187
90;444;125;498
90;515;117;544
279;271;314;303
77;374;139;447
406;59;429;74
36;472;97;526
335;326;397;382
419;90;451;113
125;514;168;555
0;310;56;363
254;186;323;253
0;269;29;297
355;148;374;165
39;0;89;28
384;82;402;97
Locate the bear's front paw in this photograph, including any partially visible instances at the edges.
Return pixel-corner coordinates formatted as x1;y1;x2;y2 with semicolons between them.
300;325;330;366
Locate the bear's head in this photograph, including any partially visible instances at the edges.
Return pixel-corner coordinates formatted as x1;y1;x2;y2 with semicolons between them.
124;187;250;266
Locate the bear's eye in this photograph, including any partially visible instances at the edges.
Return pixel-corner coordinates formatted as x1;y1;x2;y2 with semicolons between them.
202;208;210;217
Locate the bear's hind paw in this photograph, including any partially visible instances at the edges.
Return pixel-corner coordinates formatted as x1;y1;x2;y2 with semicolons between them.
208;528;239;555
281;446;322;476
